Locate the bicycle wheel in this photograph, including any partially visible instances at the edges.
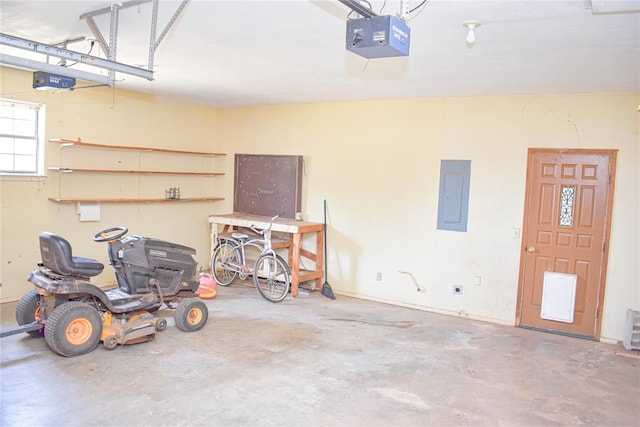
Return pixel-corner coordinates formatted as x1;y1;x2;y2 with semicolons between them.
253;254;291;303
211;241;241;286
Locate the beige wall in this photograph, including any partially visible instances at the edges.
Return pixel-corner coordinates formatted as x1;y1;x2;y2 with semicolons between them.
215;94;639;343
0;67;223;299
1;66;638;342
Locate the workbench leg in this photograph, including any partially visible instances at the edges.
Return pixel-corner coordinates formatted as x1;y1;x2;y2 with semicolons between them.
210;225;218;271
291;233;302;297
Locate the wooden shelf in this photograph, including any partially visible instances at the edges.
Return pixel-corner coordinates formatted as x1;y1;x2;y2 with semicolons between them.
49;137;226;205
50;138;226;156
49;196;225;204
48;167;224;176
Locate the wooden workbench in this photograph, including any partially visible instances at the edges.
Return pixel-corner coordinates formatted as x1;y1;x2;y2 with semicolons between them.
208;213;324;297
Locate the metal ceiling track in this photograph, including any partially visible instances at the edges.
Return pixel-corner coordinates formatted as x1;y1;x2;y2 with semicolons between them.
337;0;379;18
337;0;411;20
0;0;188;87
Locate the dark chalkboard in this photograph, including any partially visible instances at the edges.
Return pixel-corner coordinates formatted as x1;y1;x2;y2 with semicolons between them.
234;154;303;219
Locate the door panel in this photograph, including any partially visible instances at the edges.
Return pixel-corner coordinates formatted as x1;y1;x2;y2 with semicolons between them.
517;149;617;339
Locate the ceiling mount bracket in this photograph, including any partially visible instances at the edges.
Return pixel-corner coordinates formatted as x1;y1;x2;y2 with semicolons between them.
0;0;189;87
80;0;189;75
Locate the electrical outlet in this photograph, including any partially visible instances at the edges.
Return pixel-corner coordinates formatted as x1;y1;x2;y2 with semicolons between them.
453;285;463;295
376;272;382;282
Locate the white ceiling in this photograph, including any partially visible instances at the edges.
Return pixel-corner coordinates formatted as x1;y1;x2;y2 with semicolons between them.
1;0;639;107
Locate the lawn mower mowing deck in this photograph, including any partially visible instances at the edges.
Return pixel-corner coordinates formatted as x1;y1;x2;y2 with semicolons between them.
13;226;208;357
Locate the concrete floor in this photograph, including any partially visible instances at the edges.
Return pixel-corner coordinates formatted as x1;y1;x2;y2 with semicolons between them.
1;283;638;427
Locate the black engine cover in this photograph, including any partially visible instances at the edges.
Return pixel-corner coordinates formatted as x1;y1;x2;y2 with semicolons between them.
109;235;198;296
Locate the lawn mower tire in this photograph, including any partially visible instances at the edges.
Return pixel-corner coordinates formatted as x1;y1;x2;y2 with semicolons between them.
44;301;103;357
174;298;208;332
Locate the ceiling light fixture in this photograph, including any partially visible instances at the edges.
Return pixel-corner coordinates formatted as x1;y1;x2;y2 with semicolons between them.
463;21;481;48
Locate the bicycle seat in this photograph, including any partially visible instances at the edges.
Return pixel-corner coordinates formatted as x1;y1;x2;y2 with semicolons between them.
231;232;250;240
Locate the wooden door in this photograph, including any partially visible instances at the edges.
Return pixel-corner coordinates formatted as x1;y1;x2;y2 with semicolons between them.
516;149;617;339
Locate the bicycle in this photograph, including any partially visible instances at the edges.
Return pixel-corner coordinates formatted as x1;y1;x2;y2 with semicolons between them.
210;214;292;303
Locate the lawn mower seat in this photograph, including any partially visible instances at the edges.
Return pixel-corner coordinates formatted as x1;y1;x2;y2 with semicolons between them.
39;232;104;278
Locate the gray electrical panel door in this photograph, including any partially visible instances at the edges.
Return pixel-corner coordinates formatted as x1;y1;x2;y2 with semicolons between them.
437;160;471;232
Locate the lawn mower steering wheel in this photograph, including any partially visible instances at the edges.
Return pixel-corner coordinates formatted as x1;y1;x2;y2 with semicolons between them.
93;226;128;242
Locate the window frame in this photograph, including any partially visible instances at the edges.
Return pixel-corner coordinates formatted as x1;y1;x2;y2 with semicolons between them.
0;99;46;176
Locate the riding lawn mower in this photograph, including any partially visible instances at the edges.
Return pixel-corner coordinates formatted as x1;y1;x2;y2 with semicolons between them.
8;226;208;357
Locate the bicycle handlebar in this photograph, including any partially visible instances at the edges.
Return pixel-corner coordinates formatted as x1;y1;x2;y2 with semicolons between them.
249;212;284;235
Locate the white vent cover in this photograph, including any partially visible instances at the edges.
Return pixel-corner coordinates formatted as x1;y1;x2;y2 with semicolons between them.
540;271;577;323
622;309;640;351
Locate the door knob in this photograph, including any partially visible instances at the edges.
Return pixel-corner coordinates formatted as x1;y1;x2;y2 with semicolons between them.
527;246;536;253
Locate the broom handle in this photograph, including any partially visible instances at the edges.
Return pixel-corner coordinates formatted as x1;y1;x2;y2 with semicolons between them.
324;200;328;280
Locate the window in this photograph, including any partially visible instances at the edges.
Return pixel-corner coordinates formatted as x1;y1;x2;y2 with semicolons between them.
559;185;576;227
0;99;45;175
